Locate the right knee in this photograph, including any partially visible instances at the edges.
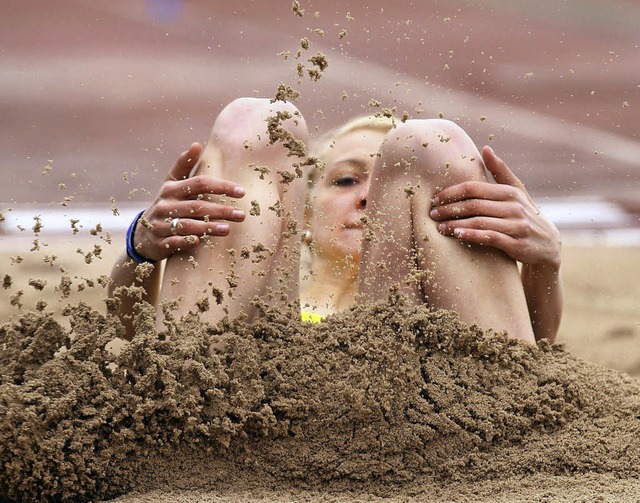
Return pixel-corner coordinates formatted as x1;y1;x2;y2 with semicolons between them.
211;97;308;153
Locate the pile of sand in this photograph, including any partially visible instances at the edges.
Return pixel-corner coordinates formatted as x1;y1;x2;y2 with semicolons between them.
1;293;640;502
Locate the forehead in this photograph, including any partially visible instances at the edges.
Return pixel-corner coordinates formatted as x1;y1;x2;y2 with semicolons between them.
323;128;387;166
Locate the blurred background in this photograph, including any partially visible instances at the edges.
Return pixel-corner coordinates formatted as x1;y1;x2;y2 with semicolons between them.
1;0;639;373
2;0;639;206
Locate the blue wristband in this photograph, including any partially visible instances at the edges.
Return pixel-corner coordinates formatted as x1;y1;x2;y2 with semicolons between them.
126;211;156;264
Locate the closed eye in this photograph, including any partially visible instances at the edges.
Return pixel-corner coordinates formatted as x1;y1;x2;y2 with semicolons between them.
333;176;358;187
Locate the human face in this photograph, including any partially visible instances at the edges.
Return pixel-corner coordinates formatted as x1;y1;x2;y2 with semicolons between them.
308;128;386;265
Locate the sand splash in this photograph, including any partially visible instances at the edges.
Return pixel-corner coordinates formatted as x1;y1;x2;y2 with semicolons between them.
1;293;640;501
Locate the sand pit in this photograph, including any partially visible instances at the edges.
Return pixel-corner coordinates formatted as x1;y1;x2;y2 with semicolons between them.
2;289;640;502
2;0;640;499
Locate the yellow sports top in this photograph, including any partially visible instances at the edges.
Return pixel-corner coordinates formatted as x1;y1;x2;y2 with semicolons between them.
300;310;325;323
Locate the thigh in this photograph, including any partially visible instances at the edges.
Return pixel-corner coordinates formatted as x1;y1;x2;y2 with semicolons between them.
359;119;534;343
160;98;309;325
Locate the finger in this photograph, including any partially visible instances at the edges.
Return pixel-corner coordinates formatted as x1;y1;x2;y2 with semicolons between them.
430;199;520;221
140;218;235;261
481;146;525;190
432;180;518;206
133;230;201;262
153;200;246;223
164;217;233;238
157;235;203;255
451;227;521;256
163;175;246;200
166;143;203;182
437;216;525;237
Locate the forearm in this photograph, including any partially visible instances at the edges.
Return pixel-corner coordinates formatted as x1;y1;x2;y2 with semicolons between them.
521;262;564;343
108;251;163;340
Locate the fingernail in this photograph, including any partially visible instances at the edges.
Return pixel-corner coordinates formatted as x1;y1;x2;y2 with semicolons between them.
217;223;230;234
234;186;246;197
430;208;439;218
232;209;245;220
437;223;446;233
431;195;440;206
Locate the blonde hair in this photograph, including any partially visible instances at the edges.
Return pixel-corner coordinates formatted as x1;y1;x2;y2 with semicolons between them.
308;115;397;185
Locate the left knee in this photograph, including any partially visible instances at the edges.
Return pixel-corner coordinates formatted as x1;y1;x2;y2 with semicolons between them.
378;118;483;184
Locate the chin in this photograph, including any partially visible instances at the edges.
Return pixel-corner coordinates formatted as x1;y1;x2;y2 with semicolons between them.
341;248;361;266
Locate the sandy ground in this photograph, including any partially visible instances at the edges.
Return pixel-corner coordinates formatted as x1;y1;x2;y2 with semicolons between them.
1;237;640;502
2;236;639;379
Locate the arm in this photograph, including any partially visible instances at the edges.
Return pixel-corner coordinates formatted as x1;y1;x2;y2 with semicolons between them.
108;142;246;340
108;251;163;340
521;260;563;343
430;146;563;343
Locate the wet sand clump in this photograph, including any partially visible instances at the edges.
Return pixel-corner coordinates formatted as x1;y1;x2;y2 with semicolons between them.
1;295;640;501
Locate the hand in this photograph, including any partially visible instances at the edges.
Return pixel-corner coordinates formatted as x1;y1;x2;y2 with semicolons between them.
429;146;561;268
133;143;246;262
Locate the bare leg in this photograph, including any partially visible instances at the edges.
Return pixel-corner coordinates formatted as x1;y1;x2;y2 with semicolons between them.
159;98;308;325
359;119;535;343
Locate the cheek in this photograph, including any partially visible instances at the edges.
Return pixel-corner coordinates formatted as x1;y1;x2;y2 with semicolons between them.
314;194;342;219
309;202;334;232
310;189;360;231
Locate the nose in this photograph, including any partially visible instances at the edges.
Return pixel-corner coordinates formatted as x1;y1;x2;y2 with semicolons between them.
358;192;367;209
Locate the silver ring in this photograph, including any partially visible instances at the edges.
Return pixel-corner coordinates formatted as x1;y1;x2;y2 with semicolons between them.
170;217;181;236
